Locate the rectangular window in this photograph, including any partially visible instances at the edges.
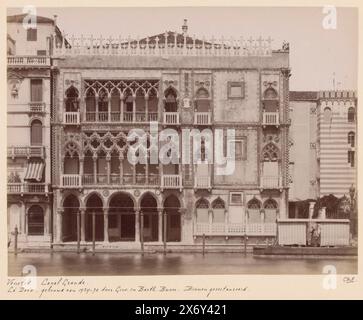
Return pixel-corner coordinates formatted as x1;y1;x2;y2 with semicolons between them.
227;81;245;99
27;28;37;41
30;79;43;102
230;192;243;205
348;151;355;167
226;138;246;160
37;50;47;56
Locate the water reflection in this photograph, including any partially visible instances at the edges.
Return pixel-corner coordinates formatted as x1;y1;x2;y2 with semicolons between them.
8;252;357;276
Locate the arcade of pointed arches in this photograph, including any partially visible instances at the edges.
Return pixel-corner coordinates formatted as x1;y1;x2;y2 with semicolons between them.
59;191;182;243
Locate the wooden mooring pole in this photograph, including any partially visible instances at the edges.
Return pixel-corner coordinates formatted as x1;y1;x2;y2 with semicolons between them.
77;211;80;254
202;233;205;256
140;212;144;256
14;226;18;255
163;212;167;255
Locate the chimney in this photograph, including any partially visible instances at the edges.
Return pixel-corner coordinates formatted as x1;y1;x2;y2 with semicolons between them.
182;19;188;35
53;14;58;26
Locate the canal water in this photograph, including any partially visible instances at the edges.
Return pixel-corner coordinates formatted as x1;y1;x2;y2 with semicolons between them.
8;252;357;276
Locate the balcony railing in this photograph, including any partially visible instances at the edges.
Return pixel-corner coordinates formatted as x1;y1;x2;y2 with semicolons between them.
8;56;50;67
162;174;182;189
98;112;109;122
83;173;160;186
262;112;279;126
7;183;49;194
84;112;158;123
53;35;273;57
194;112;211;125
61;174;81;188
29;102;45;113
163;112;179;125
194;222;277;236
123;112;133;122
63;112;80;125
7;146;45;159
260;175;282;189
194;175;211;189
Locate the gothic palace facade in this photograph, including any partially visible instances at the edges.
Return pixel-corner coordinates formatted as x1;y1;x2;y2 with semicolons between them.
6;14;318;249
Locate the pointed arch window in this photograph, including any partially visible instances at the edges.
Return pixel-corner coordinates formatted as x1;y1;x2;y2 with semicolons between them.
164;87;178;112
196;198;209;223
348;107;355;122
323;107;332;122
348;132;355;148
211;198;225;223
195;87;210;111
65;86;79;112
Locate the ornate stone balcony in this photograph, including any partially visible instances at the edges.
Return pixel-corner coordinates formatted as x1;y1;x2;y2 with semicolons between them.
7;146;45;159
161;174;182;190
7;183;49;194
61;174;81;188
194;222;277;236
84;112;158;124
63;112;80;125
194;112;211;125
163;112;179;125
7;56;50;67
29;102;46;113
262;111;279;126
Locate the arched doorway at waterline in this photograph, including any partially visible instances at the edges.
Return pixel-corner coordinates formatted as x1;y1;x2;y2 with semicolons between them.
140;193;158;242
164;194;181;242
62;194;79;242
108;193;135;241
85;194;104;241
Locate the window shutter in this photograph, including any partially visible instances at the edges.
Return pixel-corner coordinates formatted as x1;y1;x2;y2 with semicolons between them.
30;79;43;102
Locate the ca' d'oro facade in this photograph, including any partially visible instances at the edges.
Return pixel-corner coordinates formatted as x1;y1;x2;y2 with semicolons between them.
50;26;290;250
7;14;356;251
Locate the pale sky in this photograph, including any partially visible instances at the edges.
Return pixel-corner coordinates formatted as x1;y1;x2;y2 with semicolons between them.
7;6;358;91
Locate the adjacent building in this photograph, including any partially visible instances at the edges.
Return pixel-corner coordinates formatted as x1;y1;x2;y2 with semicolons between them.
289;90;357;216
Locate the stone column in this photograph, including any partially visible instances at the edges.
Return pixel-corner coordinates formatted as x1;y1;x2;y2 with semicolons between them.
260;209;265;223
106;153;111;185
80;207;86;242
319;207;326;219
145;95;149;121
108;95;111;122
103;208;109;242
56;209;63;242
135;210;140;242
132;95;136;122
208;209;213;234
95;95;99;122
93;154;97;184
179;208;187;243
158;208;163;243
120;94;124;122
79;156;84;176
119;154;124;184
309;201;315;219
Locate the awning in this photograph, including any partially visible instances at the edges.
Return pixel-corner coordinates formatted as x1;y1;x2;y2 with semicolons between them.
24;161;44;182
